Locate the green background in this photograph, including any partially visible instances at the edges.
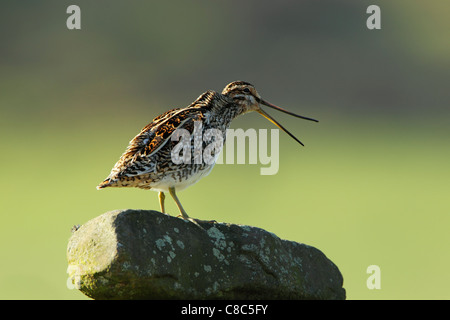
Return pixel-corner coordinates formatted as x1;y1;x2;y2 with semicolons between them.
0;1;449;299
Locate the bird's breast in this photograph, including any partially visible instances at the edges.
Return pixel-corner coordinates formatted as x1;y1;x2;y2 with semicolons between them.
149;163;216;192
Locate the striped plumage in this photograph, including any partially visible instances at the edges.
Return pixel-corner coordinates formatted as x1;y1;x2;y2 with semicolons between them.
97;81;318;220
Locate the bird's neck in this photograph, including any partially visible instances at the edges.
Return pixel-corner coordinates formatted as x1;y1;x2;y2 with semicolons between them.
207;93;242;120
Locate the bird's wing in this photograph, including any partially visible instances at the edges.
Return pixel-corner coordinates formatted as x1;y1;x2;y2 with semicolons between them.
129;90;218;160
105;90;220;180
107;106;207;178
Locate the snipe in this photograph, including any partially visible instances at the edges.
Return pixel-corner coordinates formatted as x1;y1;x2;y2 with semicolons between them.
97;81;318;220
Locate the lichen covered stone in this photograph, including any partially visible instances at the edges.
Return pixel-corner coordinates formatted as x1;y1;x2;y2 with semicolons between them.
67;209;345;299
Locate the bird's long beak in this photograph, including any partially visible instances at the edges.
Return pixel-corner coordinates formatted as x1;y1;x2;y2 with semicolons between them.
257;99;318;146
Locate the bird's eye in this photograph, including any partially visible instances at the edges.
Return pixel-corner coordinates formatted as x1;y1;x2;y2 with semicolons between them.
243;88;250;93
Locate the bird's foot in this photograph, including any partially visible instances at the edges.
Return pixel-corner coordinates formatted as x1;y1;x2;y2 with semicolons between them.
176;215;217;230
176;214;216;224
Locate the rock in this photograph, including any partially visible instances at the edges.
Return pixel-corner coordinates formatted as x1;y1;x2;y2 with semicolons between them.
67;209;345;300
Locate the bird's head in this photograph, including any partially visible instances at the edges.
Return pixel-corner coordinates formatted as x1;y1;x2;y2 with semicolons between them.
222;81;318;146
222;81;262;114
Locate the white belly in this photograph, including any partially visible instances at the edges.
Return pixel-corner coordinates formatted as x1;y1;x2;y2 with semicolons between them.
150;164;215;193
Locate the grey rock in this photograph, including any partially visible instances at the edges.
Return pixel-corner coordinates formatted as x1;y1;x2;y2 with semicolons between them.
67;209;345;299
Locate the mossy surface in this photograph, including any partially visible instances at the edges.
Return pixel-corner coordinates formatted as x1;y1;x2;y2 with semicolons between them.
67;210;345;299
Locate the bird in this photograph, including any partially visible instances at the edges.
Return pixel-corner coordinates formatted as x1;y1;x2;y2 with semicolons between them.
97;81;318;221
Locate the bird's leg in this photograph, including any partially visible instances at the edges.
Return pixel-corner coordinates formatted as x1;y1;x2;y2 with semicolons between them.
168;187;217;226
168;187;190;219
158;191;166;214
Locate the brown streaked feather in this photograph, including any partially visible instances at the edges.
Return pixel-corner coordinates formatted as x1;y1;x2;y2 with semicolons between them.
140;108;181;132
123;90;219;160
97;91;221;189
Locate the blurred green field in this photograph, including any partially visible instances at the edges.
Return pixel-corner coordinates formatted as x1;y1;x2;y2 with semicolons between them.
1;0;449;300
0;113;448;299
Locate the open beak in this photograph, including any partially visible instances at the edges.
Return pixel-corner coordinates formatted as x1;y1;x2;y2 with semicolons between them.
257;99;318;146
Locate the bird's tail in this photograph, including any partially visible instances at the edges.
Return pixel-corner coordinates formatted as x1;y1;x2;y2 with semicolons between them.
96;178;114;190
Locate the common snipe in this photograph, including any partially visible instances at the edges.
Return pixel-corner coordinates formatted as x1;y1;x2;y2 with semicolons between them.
97;81;318;220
